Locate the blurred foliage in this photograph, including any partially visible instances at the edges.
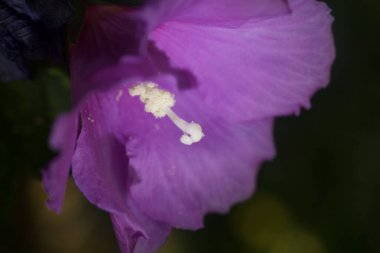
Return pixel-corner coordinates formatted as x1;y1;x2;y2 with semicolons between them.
0;67;70;233
1;0;380;253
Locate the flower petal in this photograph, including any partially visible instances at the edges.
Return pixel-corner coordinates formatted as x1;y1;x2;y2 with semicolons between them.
70;76;275;229
71;56;156;105
144;0;289;29
149;0;335;121
175;0;289;22
130;119;275;229
70;5;146;103
104;83;276;229
42;111;78;213
111;213;145;253
71;96;131;214
111;201;171;253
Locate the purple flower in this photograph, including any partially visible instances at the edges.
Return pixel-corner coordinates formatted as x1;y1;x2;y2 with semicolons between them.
43;1;334;252
0;0;73;82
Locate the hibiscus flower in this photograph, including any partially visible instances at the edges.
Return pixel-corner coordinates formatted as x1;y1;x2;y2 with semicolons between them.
43;1;334;252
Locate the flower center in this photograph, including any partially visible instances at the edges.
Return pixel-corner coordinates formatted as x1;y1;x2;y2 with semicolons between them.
129;82;204;145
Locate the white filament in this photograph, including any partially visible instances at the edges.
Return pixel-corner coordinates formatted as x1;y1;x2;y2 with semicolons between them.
129;82;204;145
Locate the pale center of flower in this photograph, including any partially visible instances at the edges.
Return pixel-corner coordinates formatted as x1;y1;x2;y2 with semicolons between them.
129;82;204;145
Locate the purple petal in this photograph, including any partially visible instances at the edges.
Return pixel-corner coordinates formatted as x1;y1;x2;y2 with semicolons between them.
149;0;335;121
68;76;275;229
111;201;171;253
72;57;157;106
96;82;276;229
42;111;78;213
71;95;131;214
144;0;289;29
175;0;289;22
129;117;275;229
111;213;145;253
70;5;146;103
71;91;172;251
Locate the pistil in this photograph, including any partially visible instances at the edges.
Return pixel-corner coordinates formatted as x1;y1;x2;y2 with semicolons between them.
129;82;204;145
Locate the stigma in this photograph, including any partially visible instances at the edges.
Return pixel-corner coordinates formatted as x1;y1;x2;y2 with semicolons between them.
129;82;204;145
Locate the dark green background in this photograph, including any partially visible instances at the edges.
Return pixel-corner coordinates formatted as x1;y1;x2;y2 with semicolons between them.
0;0;379;252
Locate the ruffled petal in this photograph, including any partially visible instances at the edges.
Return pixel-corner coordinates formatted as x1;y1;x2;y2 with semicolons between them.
94;81;276;229
71;88;172;252
174;0;289;23
69;74;275;229
144;0;289;29
111;213;145;253
71;96;131;214
111;201;171;253
42;111;78;213
129;117;275;229
149;0;335;121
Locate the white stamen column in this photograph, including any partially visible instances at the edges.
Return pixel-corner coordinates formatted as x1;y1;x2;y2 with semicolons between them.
129;82;204;145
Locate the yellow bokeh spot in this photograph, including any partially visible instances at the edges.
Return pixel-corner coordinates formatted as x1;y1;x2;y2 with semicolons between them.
232;193;327;253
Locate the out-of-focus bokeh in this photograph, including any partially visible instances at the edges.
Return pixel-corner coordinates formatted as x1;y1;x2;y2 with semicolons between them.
0;0;379;252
